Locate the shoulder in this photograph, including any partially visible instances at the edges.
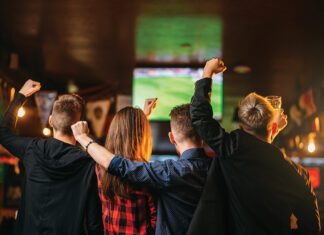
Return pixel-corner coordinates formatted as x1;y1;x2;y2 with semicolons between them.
145;158;188;174
175;156;210;173
232;129;275;151
285;157;310;179
44;138;93;161
25;137;46;154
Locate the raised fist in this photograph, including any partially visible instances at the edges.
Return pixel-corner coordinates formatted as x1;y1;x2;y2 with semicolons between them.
144;98;158;117
19;79;41;97
202;58;227;78
71;121;90;141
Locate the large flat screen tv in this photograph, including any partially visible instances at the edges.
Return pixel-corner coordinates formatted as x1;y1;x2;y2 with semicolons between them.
133;67;223;121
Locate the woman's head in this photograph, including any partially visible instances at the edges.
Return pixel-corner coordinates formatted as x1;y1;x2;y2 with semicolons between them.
105;106;152;162
100;106;152;199
238;92;275;139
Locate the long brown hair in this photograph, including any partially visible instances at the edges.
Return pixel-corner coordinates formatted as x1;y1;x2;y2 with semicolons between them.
100;106;152;200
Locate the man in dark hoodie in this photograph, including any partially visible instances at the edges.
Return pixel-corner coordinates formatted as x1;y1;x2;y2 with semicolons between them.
0;80;103;235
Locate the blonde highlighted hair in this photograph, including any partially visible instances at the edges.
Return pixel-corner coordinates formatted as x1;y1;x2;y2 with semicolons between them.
238;93;275;138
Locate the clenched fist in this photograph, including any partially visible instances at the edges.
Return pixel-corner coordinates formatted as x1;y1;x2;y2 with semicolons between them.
19;79;41;97
144;98;158;117
71;121;90;141
202;58;227;78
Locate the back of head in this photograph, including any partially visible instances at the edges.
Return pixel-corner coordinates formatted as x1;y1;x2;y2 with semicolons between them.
238;93;275;138
101;106;152;200
170;104;202;145
51;94;85;136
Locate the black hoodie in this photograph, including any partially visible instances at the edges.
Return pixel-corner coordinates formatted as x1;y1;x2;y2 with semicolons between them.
0;93;103;235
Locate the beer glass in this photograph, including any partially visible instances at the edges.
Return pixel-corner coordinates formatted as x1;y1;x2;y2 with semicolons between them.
265;96;282;136
265;96;281;110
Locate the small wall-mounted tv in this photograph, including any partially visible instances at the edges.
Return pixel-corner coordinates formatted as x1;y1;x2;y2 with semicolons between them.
133;67;223;121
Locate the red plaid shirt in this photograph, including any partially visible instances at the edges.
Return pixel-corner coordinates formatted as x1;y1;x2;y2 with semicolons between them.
95;164;156;235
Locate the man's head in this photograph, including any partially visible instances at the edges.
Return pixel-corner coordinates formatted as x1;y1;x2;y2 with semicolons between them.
238;92;275;139
169;104;203;153
49;94;85;136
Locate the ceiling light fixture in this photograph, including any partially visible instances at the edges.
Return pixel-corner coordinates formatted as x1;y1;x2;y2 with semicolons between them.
233;65;251;74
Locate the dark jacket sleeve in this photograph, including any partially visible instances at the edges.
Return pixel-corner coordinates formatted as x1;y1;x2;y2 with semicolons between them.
190;78;238;157
289;161;321;233
0;93;32;159
107;156;191;190
296;176;321;233
86;170;104;235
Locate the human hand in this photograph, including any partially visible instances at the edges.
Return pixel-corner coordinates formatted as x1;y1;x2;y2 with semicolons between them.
275;109;288;132
19;79;41;97
272;109;288;139
144;98;158;117
202;58;227;78
71;121;90;141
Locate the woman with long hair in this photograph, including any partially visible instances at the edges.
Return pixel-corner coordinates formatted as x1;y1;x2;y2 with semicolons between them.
95;106;156;234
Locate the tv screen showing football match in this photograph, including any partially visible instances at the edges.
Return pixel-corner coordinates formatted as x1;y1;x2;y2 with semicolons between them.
133;68;223;121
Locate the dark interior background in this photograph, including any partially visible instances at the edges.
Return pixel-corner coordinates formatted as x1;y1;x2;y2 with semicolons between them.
1;0;324;231
0;0;323;152
0;0;323;99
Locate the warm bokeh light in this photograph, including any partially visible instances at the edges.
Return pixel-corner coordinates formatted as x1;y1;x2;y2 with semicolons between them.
17;107;25;117
43;128;51;136
298;142;304;149
314;117;320;132
308;143;316;153
10;88;15;102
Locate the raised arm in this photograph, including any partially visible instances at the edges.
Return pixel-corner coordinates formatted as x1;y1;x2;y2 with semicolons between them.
0;80;41;159
71;121;115;169
71;121;191;189
190;58;236;157
143;98;157;117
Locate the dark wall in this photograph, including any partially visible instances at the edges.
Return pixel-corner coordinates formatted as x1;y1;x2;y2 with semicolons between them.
0;0;139;93
222;0;324;105
0;0;324;102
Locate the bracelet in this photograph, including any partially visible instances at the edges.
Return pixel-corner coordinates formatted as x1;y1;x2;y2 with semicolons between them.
85;140;95;153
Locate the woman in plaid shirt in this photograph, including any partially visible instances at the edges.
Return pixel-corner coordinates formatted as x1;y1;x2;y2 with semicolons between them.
95;106;156;235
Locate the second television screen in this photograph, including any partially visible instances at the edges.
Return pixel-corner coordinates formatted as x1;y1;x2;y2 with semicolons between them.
133;68;223;121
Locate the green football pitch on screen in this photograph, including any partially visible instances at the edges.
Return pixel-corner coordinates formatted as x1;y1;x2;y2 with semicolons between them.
133;68;223;121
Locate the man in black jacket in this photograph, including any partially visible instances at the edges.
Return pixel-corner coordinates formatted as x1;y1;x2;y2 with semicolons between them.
188;58;321;234
0;80;103;235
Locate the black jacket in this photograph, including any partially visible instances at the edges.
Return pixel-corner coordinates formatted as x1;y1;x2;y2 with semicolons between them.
0;93;103;235
188;78;321;235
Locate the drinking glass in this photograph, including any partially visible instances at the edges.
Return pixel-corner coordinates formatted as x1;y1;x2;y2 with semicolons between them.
265;96;281;110
265;96;282;136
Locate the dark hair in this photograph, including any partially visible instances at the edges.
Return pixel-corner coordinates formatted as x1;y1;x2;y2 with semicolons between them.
169;104;202;144
51;94;85;136
100;106;152;200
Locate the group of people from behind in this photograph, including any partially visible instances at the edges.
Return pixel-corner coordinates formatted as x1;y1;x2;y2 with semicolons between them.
0;58;321;235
